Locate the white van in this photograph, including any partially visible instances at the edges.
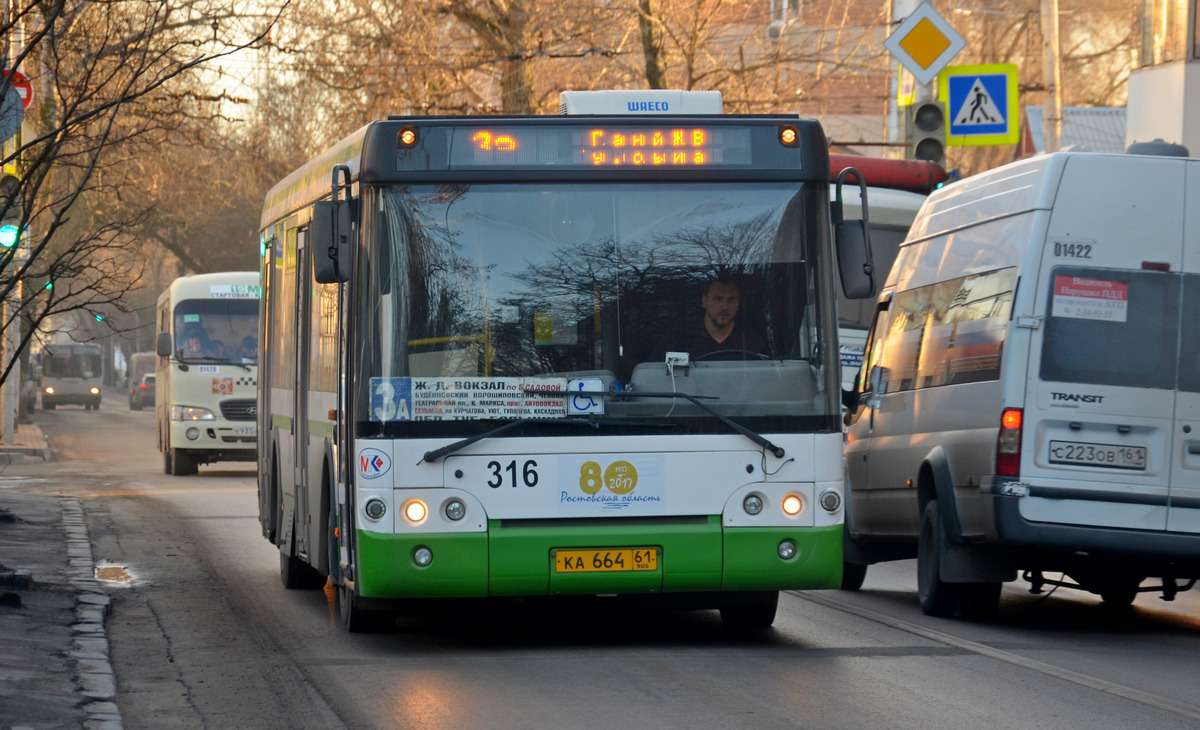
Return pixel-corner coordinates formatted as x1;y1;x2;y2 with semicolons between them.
155;272;260;475
843;151;1200;617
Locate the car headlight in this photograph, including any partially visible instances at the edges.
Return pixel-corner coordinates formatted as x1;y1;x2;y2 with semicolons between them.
170;405;215;421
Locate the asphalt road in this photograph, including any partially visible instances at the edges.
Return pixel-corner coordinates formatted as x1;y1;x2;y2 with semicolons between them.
9;403;1200;728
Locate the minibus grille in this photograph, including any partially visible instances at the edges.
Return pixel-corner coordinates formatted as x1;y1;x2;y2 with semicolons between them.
219;399;257;421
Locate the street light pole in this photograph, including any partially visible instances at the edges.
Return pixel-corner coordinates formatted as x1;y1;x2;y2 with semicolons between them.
1040;0;1063;152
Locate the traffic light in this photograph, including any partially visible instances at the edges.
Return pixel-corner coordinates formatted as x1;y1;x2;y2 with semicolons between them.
906;101;946;166
0;175;21;251
0;223;18;249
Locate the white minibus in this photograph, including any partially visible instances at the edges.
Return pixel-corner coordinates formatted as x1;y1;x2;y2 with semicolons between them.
155;272;260;475
843;151;1200;617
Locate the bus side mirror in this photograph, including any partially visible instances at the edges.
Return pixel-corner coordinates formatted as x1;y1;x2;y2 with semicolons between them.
833;167;877;300
312;199;352;284
156;332;172;358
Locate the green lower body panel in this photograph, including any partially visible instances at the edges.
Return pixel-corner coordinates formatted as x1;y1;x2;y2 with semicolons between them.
354;519;842;600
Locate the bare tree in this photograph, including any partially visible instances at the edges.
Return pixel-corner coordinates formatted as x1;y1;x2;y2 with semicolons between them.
0;0;287;387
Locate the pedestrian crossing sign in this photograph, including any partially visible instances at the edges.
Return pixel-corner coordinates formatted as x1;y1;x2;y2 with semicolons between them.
938;64;1019;146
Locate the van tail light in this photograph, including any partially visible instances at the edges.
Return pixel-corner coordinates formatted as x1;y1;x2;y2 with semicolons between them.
996;408;1023;477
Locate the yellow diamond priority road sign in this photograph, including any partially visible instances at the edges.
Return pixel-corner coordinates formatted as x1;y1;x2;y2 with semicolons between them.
884;1;966;87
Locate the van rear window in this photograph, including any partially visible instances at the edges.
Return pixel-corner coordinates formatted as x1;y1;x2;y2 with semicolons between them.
1040;267;1178;390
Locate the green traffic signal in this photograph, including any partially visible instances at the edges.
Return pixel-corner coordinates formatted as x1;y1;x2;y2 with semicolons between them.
0;223;18;249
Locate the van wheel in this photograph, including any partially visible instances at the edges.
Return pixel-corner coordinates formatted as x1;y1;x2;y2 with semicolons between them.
1098;576;1143;608
918;501;961;617
171;448;194;476
719;591;779;629
958;582;1002;619
841;561;868;591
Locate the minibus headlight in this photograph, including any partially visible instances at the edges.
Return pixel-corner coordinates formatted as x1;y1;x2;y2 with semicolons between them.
170;406;215;421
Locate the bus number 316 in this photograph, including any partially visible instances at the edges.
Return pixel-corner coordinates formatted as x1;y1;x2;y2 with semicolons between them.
487;459;539;488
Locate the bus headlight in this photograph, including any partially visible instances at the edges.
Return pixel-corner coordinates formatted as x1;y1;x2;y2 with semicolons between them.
778;540;797;559
444;499;466;521
43;386;54;395
742;494;764;515
413;546;433;567
170;406;215;421
403;499;428;525
364;498;387;520
819;490;842;512
781;494;805;517
89;387;100;395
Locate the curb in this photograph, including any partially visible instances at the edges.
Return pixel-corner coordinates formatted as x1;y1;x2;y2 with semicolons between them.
60;497;123;730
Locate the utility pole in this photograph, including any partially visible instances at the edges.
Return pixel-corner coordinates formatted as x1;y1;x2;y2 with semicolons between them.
1040;0;1062;152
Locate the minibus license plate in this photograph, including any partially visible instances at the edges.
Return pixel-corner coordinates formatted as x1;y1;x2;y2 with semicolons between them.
554;548;657;573
1048;440;1146;470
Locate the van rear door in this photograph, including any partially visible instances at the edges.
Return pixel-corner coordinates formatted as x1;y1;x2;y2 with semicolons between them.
1022;155;1188;534
1169;161;1200;533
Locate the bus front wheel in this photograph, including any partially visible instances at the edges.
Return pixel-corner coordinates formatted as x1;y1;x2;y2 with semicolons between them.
171;448;196;476
719;591;778;629
337;580;391;633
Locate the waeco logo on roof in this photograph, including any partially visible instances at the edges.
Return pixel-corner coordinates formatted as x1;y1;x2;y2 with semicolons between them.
628;101;669;112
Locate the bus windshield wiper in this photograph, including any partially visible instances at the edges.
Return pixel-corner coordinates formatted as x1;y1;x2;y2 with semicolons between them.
420;416;666;464
588;389;786;458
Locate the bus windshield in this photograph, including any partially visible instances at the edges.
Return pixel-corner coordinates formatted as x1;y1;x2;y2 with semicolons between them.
355;181;837;434
173;299;259;362
43;346;102;378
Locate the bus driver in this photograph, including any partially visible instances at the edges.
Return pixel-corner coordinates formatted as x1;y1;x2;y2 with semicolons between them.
675;277;764;360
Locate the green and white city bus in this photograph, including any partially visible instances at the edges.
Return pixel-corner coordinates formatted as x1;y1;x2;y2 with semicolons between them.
257;90;877;631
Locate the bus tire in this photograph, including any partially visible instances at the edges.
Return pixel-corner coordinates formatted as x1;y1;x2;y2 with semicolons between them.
171;448;194;477
719;591;778;629
337;580;391;633
280;515;324;590
918;501;961;617
841;561;868;592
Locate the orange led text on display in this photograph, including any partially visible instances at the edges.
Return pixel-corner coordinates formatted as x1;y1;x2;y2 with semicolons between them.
586;128;711;166
471;131;517;151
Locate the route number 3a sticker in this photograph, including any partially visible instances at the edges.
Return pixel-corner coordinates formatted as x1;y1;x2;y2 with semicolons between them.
1052;275;1128;323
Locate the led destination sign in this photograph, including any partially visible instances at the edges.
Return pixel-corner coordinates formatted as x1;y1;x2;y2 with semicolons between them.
445;125;755;169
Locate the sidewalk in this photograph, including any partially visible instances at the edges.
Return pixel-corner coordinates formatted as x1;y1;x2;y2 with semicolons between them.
0;426;122;728
0;421;54;465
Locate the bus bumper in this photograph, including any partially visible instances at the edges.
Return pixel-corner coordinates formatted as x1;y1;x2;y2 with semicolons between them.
354;519;842;599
